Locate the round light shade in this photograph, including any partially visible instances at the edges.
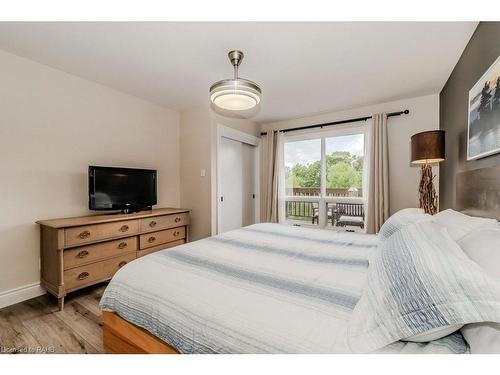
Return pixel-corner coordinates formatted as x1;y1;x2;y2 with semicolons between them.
210;79;261;111
411;130;445;164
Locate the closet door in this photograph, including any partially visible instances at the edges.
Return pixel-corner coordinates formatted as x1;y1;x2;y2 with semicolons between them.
219;137;243;233
242;143;256;226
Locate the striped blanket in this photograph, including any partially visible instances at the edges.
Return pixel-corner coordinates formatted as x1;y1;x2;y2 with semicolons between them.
100;223;468;353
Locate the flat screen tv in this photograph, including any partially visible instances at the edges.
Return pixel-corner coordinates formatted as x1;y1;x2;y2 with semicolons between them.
89;166;157;213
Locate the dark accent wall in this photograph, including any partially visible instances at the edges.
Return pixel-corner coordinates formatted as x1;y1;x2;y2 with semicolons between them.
440;22;500;210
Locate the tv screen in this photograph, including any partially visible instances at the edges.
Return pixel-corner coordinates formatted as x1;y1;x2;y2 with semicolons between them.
89;166;157;212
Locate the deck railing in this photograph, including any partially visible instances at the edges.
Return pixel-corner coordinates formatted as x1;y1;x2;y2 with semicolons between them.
285;187;363;219
286;201;315;218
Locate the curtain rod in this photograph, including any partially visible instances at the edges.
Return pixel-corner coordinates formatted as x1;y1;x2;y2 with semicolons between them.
260;109;409;136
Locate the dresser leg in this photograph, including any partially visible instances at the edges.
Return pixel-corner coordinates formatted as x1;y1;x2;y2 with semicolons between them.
58;296;65;311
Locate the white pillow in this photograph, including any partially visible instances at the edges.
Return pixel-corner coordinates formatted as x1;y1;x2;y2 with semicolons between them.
456;224;500;353
347;221;500;353
435;209;498;242
378;208;433;240
461;323;500;354
458;226;500;277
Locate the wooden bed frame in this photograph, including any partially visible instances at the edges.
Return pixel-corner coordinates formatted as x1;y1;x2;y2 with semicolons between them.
102;311;178;354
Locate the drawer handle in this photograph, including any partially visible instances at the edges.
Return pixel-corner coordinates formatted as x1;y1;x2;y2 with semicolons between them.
118;261;127;268
149;220;157;228
118;242;127;249
120;225;129;232
77;250;89;258
148;236;156;243
174;217;181;223
78;230;91;239
78;272;89;280
173;231;180;237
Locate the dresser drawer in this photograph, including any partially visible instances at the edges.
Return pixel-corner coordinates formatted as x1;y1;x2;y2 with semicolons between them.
137;239;185;257
140;213;189;232
63;237;137;270
64;253;136;291
65;220;139;247
140;227;186;250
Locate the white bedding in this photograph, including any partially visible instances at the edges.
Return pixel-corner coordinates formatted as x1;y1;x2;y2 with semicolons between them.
100;223;468;353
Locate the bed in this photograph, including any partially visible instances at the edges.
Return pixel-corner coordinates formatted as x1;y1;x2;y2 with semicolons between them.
100;223;470;354
101;166;500;354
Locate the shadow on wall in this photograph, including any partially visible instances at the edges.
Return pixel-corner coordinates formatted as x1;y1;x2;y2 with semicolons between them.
459;130;467;162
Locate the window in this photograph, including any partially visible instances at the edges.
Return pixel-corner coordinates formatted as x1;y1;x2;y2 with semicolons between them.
281;125;366;231
325;134;364;198
284;139;321;226
284;139;321;196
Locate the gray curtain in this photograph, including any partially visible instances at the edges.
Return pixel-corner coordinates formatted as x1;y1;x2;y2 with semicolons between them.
366;113;390;234
262;131;279;222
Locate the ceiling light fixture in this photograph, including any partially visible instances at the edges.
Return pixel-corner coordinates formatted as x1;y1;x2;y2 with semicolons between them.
209;50;262;111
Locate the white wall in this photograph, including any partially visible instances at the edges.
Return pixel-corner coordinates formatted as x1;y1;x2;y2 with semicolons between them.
0;50;180;297
261;94;440;215
179;106;212;241
180;105;260;241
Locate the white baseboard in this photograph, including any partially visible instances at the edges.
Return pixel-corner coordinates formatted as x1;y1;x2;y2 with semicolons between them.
0;282;46;309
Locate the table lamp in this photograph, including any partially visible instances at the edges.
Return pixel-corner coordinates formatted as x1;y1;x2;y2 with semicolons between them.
410;130;445;215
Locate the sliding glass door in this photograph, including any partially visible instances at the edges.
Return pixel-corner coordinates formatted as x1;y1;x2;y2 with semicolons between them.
280;124;366;231
284;138;321;226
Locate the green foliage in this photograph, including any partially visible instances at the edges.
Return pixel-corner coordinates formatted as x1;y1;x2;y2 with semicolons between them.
285;160;321;188
327;151;363;188
285;151;363;189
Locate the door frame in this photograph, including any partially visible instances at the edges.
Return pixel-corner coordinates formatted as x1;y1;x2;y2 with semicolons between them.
215;124;261;235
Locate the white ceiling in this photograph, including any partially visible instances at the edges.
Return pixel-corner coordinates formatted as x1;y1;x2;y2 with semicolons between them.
0;22;477;123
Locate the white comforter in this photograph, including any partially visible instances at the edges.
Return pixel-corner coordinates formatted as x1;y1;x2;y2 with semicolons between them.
100;223;468;353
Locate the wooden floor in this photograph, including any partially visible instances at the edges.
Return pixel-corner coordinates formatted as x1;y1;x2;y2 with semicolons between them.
0;283;107;354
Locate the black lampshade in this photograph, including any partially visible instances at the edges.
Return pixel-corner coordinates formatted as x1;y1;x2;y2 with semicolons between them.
411;130;445;164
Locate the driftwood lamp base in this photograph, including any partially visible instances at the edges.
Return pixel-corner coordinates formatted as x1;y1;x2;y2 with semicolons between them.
418;164;438;215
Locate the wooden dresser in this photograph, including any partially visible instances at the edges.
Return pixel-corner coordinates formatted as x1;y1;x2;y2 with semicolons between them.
36;208;190;310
